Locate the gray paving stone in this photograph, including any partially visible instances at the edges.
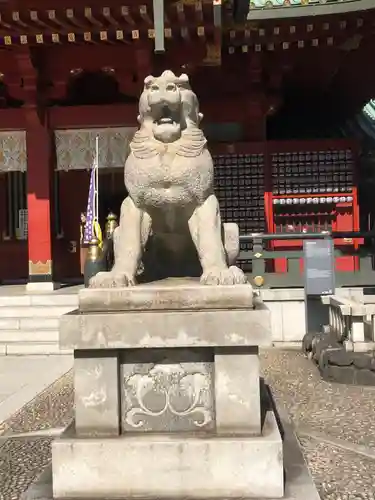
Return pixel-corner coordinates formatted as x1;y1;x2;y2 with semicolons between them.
299;436;375;500
261;350;375;451
2;349;375;500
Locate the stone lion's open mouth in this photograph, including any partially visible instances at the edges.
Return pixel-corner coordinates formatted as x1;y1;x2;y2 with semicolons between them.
158;117;174;125
153;105;180;126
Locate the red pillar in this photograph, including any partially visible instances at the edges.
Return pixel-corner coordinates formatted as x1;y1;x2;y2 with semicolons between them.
14;48;55;290
26;119;54;290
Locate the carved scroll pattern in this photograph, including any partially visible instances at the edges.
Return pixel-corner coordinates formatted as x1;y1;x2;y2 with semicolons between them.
121;351;214;433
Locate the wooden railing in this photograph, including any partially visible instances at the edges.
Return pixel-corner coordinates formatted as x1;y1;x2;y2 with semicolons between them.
238;231;375;289
85;227;375;291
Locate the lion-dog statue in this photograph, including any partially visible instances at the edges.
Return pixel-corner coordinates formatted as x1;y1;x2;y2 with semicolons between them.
90;70;247;287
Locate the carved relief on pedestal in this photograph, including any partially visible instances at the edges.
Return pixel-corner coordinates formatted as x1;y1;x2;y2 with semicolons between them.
121;349;214;433
77;362;108;410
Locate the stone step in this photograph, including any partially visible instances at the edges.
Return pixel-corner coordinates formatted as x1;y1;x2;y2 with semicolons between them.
0;341;72;356
0;330;59;343
0;305;74;318
0;294;78;308
0;292;78;355
0;317;61;331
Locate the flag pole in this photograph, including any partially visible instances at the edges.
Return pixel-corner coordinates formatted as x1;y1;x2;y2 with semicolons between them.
95;135;99;223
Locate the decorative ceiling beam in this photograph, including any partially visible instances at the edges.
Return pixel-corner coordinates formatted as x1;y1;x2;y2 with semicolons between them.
29;11;50;29
47;10;71;30
51;33;61;44
84;7;102;28
0;31;348;49
12;12;28;29
176;3;185;23
0;14;11;29
67;32;77;43
35;34;45;44
116;29;130;44
139;5;152;25
103;8;118;27
202;41;221;66
66;9;86;29
181;27;190;41
153;0;165;53
121;6;135;25
99;30;114;44
197;26;205;40
195;2;204;23
83;31;97;44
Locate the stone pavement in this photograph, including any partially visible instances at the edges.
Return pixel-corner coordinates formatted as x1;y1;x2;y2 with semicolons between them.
0;356;73;431
1;350;375;500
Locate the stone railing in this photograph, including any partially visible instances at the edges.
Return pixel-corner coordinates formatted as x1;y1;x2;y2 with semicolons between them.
247;0;374;19
250;0;359;7
321;295;375;352
362;299;375;352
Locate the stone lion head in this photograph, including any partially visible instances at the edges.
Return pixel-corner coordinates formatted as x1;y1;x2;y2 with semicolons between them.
137;70;203;143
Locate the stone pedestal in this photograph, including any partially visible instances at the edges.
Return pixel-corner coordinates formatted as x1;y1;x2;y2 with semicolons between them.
53;279;284;499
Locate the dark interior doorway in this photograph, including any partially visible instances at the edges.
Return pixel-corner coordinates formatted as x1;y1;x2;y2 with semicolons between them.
98;170;127;228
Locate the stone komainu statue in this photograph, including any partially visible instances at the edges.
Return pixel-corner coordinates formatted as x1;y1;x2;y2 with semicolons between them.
90;70;247;287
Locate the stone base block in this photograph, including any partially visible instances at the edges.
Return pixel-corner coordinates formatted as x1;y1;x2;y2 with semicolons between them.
78;280;254;312
303;331;375;386
26;282;60;293
51;411;283;499
22;409;320;500
60;305;270;350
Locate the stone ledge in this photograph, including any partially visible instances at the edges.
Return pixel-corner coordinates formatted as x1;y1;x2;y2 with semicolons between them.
79;280;254;312
51;411;283;499
26;282;61;293
60;304;271;350
21;409;320;500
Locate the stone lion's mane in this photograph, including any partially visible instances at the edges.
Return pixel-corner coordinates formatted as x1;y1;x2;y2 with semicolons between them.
130;127;207;160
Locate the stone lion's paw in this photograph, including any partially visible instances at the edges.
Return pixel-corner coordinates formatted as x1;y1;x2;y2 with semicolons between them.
88;271;136;288
200;266;248;285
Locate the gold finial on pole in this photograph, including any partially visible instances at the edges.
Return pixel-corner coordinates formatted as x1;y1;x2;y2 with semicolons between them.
84;237;106;287
88;237;101;262
105;212;118;238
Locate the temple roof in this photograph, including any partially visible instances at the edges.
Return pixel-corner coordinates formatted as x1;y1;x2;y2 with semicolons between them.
363;100;375;122
341;100;375;157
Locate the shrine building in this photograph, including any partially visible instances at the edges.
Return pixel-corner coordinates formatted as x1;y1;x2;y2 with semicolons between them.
0;0;375;289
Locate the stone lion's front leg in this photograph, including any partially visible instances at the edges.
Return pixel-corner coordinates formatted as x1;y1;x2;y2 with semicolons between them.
89;197;151;288
188;194;247;285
